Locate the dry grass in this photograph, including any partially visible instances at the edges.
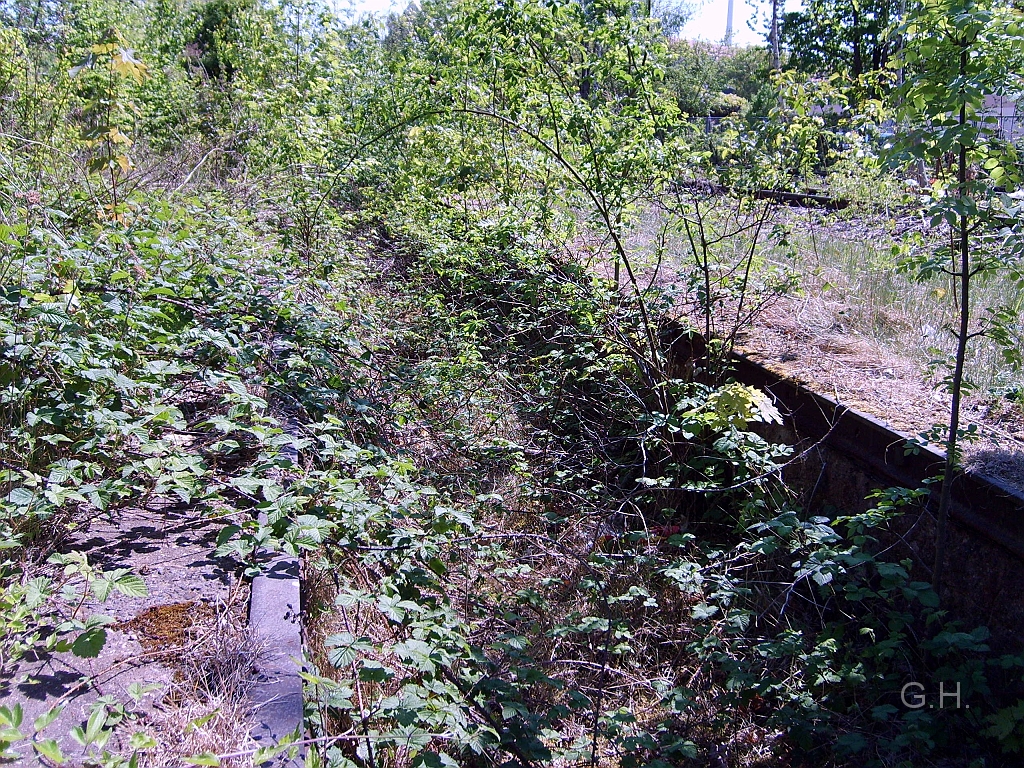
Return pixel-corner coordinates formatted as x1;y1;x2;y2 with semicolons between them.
767;208;1023;393
140;590;267;768
144;692;258;768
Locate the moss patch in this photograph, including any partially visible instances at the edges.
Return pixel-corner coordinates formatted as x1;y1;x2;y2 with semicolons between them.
116;601;215;651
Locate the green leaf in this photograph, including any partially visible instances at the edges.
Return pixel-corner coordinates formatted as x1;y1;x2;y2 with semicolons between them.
128;731;158;749
84;706;107;743
184;753;222;766
413;752;460;768
0;704;23;728
327;632;372;668
33;706;63;732
127;682;162;703
253;745;276;763
304;744;323;768
186;712;217;733
114;573;148;598
144;360;184;375
909;581;940;608
6;487;34;506
691;603;718;620
358;660;394;683
71;628;107;658
91;577;114;602
33;739;65;763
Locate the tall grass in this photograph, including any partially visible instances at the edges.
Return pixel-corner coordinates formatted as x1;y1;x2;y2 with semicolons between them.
771;211;1024;393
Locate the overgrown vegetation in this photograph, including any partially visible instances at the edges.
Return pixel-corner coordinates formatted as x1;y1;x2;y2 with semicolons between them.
664;41;775;117
2;0;1024;766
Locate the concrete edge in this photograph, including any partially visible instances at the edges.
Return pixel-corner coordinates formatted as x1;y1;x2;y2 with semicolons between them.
731;350;1024;558
249;555;304;763
248;412;305;764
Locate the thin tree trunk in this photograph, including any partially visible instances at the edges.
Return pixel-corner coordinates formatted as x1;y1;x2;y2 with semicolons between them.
932;46;971;599
897;0;907;90
851;6;863;78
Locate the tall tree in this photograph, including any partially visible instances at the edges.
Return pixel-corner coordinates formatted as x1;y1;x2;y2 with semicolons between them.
781;0;900;77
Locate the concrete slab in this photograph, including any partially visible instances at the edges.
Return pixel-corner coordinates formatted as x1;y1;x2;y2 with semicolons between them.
0;505;243;765
247;411;305;764
249;556;304;758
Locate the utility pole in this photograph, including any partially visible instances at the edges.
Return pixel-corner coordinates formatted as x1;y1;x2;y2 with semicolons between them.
770;0;781;69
